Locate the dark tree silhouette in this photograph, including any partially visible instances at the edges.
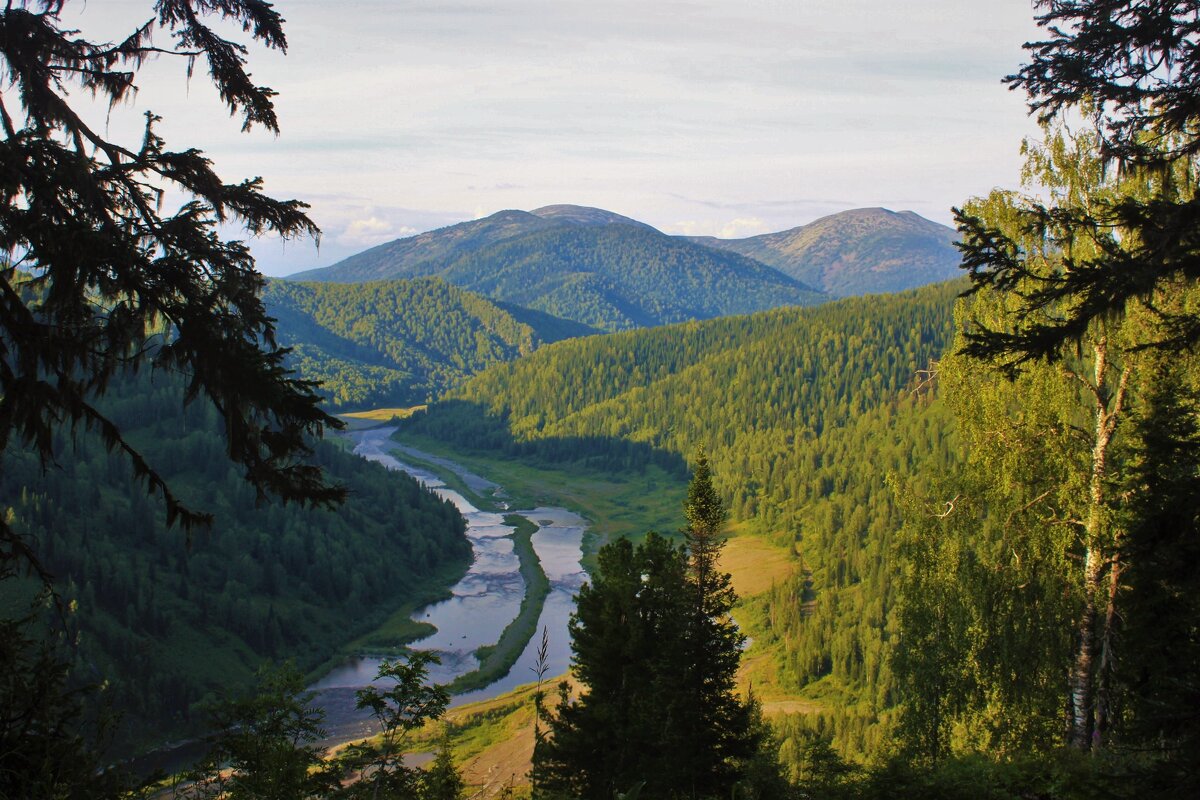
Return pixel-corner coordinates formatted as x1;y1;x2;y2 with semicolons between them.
955;0;1200;368
0;1;344;577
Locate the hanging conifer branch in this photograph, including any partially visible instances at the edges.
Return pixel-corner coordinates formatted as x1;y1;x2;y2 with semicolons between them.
0;1;345;577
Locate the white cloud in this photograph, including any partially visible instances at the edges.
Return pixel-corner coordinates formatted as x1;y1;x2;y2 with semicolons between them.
718;217;767;239
667;217;768;239
336;217;418;248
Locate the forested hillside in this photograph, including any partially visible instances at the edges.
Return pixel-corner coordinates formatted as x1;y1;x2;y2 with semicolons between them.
292;206;824;331
431;224;823;331
0;370;470;749
402;280;962;754
263;278;596;409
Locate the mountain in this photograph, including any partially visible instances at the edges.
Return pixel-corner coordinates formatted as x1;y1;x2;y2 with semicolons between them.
289;205;825;332
289;209;558;283
263;277;597;410
686;207;961;296
529;204;654;228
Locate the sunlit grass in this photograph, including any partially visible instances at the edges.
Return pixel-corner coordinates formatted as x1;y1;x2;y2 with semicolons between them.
388;431;686;571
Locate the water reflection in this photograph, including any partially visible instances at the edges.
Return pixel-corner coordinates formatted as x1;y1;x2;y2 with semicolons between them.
311;428;586;742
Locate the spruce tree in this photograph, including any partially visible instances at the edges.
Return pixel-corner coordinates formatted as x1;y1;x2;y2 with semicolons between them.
534;451;769;800
0;0;344;580
671;445;756;798
956;0;1200;364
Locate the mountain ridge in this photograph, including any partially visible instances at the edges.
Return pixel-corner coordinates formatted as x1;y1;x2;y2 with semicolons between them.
291;204;961;305
685;207;961;296
290;206;825;332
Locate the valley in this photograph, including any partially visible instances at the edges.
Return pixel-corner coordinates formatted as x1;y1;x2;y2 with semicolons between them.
310;427;586;746
7;1;1200;797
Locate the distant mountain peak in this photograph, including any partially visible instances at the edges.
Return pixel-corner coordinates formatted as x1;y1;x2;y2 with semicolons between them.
530;204;655;230
684;207;961;297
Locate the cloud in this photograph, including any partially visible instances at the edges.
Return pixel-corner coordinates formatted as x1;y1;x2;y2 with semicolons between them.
668;217;767;240
336;216;418;248
718;217;767;238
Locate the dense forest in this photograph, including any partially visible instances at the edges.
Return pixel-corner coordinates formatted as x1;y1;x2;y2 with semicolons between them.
0;368;470;748
403;281;962;756
263;277;596;410
5;0;1200;797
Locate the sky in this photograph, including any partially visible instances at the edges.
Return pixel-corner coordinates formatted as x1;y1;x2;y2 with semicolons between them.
69;1;1046;276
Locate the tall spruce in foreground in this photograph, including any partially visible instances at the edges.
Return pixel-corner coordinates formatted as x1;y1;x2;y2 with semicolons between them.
533;451;772;800
671;446;757;797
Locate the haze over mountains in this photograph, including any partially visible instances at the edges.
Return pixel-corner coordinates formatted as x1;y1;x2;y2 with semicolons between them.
290;204;960;329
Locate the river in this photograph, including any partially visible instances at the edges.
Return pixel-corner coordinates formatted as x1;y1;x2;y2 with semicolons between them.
311;427;586;742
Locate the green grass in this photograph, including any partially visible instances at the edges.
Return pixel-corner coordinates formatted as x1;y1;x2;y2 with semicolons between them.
338;402;427;429
390;431;687;572
447;514;550;694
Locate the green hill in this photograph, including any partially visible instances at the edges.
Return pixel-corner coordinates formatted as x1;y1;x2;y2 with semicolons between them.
289;206;824;331
400;280;963;755
687;207;961;296
1;370;470;750
263;277;597;410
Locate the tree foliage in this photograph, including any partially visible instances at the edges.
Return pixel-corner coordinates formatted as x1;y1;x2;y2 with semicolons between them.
263;277;569;410
405;283;961;757
0;368;469;748
533;459;775;800
179;664;342;800
0;0;343;578
956;0;1200;365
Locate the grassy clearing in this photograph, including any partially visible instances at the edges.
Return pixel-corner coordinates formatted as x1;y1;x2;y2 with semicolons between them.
339;406;426;425
447;515;550;694
720;523;798;599
390;432;687;571
408;678;571;799
715;522;826;717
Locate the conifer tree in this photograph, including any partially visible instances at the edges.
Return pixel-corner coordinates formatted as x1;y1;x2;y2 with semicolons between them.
535;452;770;800
670;446;755;797
956;0;1200;363
0;0;344;580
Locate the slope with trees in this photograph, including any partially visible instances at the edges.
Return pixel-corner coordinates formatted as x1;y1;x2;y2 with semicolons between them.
887;0;1200;792
0;0;345;584
291;206;825;332
402;281;962;756
0;0;467;773
263;277;597;409
0;368;470;749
